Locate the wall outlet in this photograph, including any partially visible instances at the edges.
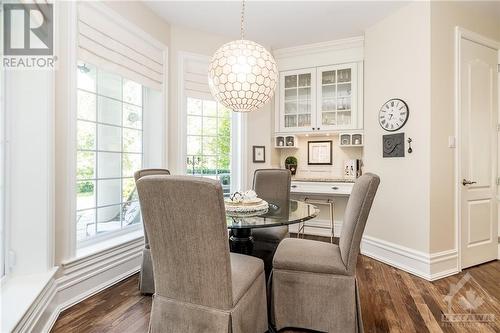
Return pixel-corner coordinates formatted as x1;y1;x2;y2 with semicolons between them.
8;250;16;269
448;136;456;148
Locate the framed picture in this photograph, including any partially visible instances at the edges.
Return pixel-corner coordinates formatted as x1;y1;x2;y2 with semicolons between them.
252;146;265;163
307;141;332;165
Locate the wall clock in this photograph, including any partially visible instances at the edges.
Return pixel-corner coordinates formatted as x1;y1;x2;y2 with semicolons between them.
379;98;409;132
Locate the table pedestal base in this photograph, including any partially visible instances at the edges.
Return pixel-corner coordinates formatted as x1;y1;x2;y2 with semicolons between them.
229;228;254;255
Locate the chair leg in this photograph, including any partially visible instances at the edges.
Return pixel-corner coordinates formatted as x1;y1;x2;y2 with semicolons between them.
329;201;335;243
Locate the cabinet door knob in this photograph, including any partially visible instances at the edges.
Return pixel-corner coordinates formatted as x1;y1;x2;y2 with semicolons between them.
291;185;297;188
331;186;339;190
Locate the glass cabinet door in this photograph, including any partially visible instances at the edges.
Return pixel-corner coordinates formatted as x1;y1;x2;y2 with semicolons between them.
280;69;315;132
317;64;357;130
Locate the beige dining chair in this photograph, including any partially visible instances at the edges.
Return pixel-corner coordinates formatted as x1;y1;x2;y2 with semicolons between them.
134;169;170;294
251;169;291;276
136;175;268;333
271;173;380;333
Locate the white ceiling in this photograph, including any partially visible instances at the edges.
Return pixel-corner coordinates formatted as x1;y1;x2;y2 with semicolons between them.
145;1;408;49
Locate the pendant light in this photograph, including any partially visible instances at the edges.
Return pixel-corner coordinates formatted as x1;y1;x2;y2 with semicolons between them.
208;0;278;113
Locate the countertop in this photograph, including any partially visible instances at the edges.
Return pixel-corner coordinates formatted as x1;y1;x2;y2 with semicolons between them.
292;177;355;183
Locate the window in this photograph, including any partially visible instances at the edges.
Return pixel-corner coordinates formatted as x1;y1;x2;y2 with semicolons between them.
76;62;143;244
186;97;232;195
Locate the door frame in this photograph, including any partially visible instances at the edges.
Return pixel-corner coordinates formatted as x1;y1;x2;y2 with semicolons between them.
454;27;500;271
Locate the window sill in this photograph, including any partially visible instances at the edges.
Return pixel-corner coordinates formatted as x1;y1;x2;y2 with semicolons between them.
71;229;144;264
1;267;58;333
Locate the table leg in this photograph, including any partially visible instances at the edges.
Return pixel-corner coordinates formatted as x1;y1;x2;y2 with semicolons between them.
229;228;254;255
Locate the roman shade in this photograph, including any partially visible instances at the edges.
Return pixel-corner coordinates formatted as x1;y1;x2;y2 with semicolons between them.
77;3;165;90
182;54;212;99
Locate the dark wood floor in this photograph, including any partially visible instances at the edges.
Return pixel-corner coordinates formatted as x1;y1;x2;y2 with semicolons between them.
52;239;500;333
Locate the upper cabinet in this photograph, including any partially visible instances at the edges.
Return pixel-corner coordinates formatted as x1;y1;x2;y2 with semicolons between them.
276;62;363;133
280;69;316;132
317;64;358;131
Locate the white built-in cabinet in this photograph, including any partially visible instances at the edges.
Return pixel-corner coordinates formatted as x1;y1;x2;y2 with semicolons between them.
277;62;363;133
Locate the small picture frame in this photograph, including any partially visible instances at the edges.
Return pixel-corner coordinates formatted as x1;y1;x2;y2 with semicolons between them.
307;141;332;165
252;146;266;163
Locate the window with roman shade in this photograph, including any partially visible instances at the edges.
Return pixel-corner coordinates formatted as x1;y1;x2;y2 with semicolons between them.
75;3;166;246
181;54;244;195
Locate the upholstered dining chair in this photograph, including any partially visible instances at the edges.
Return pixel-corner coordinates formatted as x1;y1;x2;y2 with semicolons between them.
134;169;170;294
136;175;268;333
271;173;380;333
251;169;291;277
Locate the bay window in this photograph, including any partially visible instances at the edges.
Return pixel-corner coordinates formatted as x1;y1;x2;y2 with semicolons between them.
76;62;143;244
73;2;166;249
186;97;232;194
181;53;245;194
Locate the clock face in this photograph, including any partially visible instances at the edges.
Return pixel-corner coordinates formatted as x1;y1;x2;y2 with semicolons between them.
379;99;409;132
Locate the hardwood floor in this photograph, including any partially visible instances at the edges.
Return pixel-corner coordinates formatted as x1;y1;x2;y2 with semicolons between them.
52;244;500;333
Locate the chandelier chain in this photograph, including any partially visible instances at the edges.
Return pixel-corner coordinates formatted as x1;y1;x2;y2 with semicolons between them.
240;0;245;39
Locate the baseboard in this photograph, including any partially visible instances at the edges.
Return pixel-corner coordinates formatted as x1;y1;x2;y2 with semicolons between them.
14;237;143;333
360;235;459;281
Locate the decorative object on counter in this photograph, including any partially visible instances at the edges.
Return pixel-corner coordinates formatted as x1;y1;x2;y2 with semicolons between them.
379;98;409;132
344;159;361;180
383;132;405;158
286;136;295;147
307;140;332;165
285;156;298;175
208;0;277;113
407;137;413;154
225;190;269;216
276;136;285;147
252;146;265;163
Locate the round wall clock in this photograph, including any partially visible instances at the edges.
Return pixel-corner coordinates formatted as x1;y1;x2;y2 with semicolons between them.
379;98;409;132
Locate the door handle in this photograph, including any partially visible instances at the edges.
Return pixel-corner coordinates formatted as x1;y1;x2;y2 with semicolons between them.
462;179;477;186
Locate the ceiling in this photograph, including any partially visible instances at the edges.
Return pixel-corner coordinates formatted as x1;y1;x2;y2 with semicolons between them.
145;1;408;49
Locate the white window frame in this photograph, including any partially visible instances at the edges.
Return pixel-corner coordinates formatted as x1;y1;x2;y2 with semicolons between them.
178;52;247;192
60;1;168;256
75;64;145;248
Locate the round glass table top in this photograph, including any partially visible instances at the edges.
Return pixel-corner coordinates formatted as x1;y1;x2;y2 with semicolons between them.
226;200;319;229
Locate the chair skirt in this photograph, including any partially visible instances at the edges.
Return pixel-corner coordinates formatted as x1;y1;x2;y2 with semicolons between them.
149;271;268;333
271;269;364;333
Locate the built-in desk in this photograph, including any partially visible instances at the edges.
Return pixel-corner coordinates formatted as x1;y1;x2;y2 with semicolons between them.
289;179;354;237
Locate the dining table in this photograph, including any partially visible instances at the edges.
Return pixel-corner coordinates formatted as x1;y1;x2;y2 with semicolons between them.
226;199;319;255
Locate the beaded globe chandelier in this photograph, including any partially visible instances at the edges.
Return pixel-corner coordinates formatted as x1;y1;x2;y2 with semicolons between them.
208;0;278;113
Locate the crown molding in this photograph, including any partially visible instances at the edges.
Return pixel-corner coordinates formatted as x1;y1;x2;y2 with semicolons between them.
272;36;364;59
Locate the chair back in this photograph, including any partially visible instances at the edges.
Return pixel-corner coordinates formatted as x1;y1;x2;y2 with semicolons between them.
339;173;380;274
253;169;291;209
136;176;233;309
134;168;170;182
134;169;170;247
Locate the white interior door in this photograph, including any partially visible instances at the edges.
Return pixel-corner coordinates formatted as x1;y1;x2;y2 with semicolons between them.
460;37;498;269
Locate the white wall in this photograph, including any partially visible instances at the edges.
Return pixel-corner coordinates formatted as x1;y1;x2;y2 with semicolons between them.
363;2;431;253
5;70;54;275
